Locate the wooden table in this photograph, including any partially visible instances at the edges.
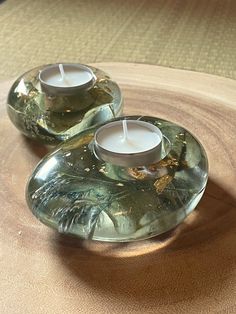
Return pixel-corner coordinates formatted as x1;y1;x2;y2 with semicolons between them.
0;63;236;313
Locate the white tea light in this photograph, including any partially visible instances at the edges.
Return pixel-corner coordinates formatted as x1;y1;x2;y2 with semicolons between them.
39;63;96;95
94;120;163;167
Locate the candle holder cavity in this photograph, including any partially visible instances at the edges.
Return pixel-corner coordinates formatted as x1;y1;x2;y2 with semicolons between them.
26;116;208;242
7;63;123;145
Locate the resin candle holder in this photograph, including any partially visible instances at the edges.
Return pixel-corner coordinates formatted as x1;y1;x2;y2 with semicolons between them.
7;63;123;145
26;116;208;242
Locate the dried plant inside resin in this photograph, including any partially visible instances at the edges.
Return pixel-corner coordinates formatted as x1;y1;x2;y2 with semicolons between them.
26;116;208;242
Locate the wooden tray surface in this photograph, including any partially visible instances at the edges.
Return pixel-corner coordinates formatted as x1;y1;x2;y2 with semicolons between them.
0;63;236;314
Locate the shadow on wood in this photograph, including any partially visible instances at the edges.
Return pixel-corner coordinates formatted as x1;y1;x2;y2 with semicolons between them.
54;178;236;307
23;136;52;159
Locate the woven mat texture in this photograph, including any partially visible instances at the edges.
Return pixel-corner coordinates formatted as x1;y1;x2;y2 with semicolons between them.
0;0;235;80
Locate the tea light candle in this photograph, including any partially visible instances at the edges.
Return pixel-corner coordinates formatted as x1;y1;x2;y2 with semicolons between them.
94;120;163;167
39;63;96;95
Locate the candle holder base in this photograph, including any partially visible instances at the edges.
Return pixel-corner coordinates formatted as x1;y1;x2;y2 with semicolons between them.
26;116;208;242
7;64;123;145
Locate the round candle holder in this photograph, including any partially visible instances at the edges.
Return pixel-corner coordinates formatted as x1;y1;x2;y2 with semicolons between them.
26;116;208;242
7;63;123;145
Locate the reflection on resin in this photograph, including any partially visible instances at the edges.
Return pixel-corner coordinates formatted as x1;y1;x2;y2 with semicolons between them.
26;116;208;242
7;64;123;144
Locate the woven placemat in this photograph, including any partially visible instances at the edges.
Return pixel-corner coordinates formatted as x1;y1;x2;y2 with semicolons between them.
0;0;235;80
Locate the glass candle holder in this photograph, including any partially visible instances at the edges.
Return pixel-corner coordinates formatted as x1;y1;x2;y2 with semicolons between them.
7;64;123;145
26;116;208;242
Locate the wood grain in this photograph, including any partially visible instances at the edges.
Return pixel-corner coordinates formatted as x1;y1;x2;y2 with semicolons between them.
0;63;236;314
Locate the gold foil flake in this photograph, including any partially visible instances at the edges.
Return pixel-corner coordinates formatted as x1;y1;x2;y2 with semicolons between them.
157;158;179;168
99;168;108;174
154;175;173;194
128;168;147;180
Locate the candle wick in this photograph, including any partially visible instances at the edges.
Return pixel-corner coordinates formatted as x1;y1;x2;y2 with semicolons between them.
59;64;67;82
122;119;128;142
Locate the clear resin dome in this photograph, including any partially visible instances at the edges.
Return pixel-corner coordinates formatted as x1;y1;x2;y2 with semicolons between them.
7;64;123;145
26;116;208;242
